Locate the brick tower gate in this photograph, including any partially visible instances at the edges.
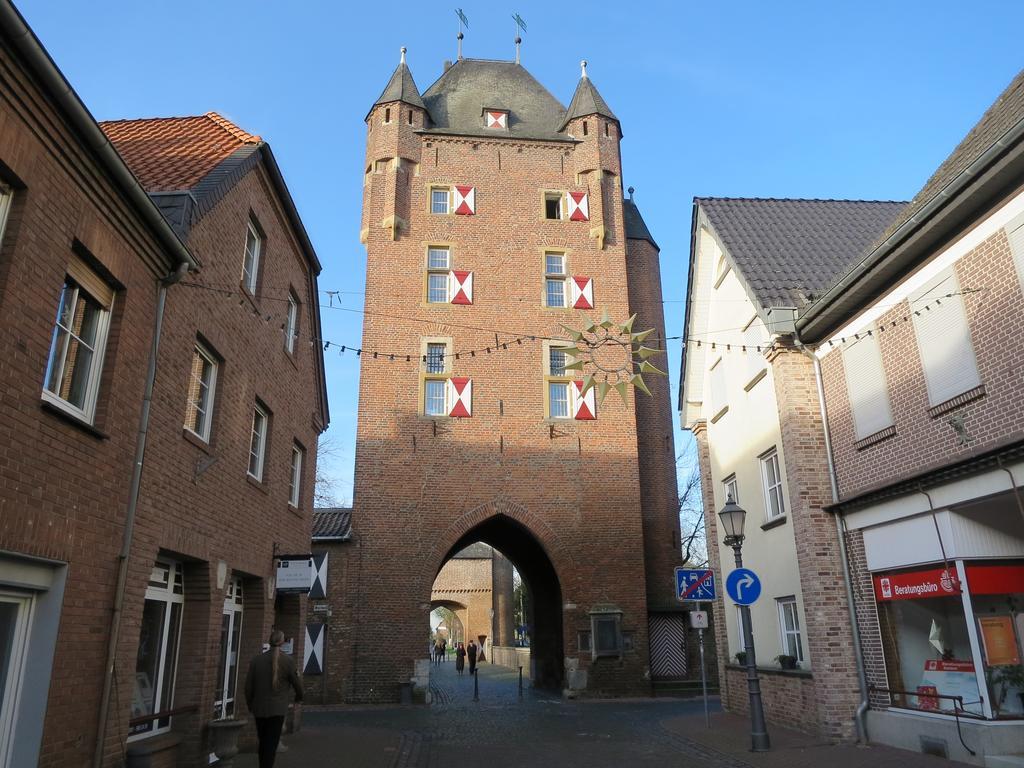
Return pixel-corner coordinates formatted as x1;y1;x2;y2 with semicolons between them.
348;48;681;702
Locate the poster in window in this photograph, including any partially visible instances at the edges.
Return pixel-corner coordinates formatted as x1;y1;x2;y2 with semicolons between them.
918;660;983;715
978;616;1020;666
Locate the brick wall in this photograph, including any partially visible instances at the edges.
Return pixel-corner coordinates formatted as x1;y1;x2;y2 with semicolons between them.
347;89;670;700
821;218;1024;500
722;666;818;733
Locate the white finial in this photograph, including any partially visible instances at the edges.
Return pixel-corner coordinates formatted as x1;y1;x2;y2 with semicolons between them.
580;59;588;78
400;47;407;64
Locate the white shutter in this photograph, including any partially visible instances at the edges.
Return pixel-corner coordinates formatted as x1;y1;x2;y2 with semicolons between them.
842;331;893;439
1007;214;1024;289
743;317;766;382
909;268;981;406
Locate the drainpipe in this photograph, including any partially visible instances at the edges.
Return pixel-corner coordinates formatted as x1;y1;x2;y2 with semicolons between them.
801;346;871;744
996;457;1024;525
93;261;189;768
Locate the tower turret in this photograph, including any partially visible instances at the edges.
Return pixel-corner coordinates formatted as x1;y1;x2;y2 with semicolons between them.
561;61;622;250
362;47;429;243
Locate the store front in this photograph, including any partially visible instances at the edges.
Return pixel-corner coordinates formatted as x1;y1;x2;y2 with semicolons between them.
872;561;1024;719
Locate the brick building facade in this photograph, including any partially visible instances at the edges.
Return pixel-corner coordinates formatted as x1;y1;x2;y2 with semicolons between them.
682;69;1024;763
336;50;683;702
0;5;327;766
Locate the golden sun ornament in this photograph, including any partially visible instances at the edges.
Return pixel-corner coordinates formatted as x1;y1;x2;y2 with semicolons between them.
561;309;667;404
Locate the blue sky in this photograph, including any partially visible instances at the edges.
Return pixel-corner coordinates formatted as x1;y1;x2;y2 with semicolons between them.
18;1;1023;504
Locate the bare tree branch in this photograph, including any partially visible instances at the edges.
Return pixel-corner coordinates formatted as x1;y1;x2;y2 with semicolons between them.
677;436;708;567
314;432;349;508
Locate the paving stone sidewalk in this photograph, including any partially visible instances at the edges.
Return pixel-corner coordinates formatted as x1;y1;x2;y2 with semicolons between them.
233;661;971;768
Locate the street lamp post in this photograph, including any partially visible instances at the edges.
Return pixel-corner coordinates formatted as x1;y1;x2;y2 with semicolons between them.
719;496;771;752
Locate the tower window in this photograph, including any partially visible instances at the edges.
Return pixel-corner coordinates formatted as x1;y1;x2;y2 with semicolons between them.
604;122;610;137
422;340;451;416
545;345;572;419
582;121;588;136
430;187;451;215
408;110;413;125
426;246;451;303
544;192;563;221
384;107;391;124
544;251;567;308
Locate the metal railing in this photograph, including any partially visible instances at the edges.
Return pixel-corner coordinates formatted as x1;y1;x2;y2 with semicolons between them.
869;685;982;756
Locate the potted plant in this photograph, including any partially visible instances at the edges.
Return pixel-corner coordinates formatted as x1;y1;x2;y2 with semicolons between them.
735;651;747;665
776;654;798;670
208;717;247;767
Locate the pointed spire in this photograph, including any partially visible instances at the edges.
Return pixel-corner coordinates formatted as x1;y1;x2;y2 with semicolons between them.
559;59;617;131
368;47;426;117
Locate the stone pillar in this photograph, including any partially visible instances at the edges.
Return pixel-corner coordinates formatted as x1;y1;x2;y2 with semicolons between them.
492;550;515;646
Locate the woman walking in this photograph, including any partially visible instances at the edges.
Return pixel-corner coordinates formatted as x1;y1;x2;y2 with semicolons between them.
455;642;466;675
245;630;303;768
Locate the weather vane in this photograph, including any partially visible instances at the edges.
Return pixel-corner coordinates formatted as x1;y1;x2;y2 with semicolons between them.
562;310;666;405
512;13;527;64
455;8;469;60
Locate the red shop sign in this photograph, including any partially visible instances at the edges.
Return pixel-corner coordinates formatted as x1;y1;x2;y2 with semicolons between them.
874;567;960;602
964;564;1024;595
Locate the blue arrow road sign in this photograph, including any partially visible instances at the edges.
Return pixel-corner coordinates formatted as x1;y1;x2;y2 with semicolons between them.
726;568;762;606
676;568;716;602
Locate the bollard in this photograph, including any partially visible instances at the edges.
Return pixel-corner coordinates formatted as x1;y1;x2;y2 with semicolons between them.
473;669;479;701
518;666;523;697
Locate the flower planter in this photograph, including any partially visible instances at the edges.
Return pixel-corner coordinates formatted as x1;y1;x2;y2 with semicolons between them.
208;718;247;767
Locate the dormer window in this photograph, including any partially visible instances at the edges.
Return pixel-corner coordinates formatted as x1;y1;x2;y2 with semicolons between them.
484;109;508;130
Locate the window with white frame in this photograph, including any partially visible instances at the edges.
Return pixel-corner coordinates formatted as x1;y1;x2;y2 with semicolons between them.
776;597;804;662
288;444;303;507
248;404;269;480
544;252;567;308
708;358;727;418
546;345;572;419
242;221;262;294
742;316;767;384
43;260;114;422
285;293;298;354
723;474;738;504
130;560;184;738
909;267;981;406
426;247;450;304
423;342;449;416
0;588;32;761
430;187;450;215
842;329;894;440
213;577;243;719
760;448;785;520
184;343;217;441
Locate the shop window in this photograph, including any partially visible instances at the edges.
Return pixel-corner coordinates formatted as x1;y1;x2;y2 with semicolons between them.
130;560;184;738
966;562;1024;718
43;258;115;423
213;577;244;719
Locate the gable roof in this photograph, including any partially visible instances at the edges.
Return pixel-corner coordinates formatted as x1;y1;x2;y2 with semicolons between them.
559;73;617;130
421;59;570;142
312;508;352;541
698;198;906;309
623;198;658;249
371;61;426;115
100;112;261;192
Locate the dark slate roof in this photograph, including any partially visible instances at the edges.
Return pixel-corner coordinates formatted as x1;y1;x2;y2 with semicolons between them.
623;198;658;249
698;198;907;309
871;69;1024;247
421;59;570;142
371;61;426;114
312;508;352;541
559;74;617;130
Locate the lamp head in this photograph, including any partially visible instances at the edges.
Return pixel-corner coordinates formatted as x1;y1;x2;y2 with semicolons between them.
719;494;747;546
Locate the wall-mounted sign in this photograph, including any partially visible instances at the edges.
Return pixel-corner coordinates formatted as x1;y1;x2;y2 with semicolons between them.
313;603;329;614
275;555;313;593
873;567;959;602
978;615;1020;666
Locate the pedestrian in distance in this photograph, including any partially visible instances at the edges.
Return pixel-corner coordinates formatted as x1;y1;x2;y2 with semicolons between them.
455;642;466;675
245;630;303;768
433;639;443;666
441;638;447;662
467;639;478;675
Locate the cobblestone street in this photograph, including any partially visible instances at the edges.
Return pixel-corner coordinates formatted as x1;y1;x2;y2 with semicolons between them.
237;661;972;768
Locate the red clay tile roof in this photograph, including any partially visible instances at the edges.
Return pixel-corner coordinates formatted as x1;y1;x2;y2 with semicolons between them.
100;112;261;192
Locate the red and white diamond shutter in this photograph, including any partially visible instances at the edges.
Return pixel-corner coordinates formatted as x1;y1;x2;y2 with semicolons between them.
570;276;594;309
572;380;596;420
567;191;589;221
448;270;473;305
447;377;473;417
486;111;507;129
453;186;476;215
